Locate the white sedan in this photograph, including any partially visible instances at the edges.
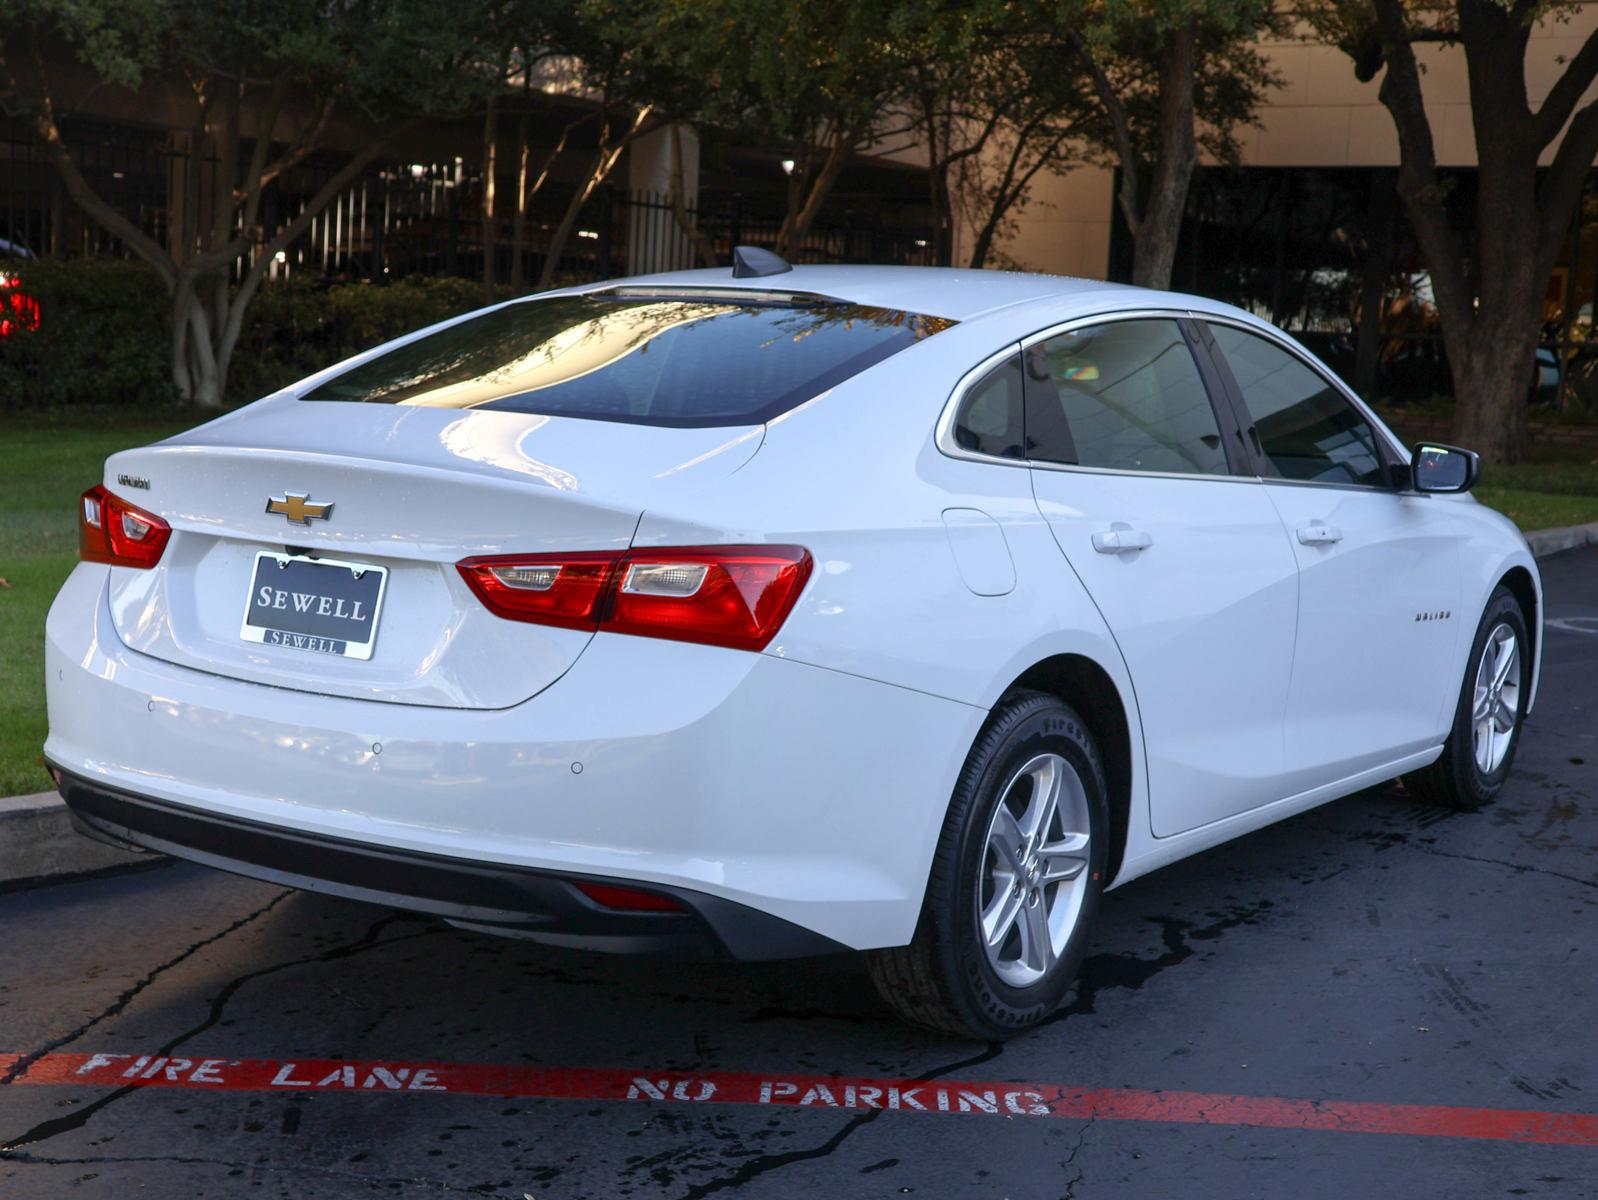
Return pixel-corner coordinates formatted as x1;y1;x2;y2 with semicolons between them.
46;255;1540;1038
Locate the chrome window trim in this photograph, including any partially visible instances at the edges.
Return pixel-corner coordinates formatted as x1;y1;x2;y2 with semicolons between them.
934;308;1255;486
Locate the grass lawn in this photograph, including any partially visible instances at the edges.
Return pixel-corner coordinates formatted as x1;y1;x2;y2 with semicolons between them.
1476;453;1598;532
0;411;204;796
0;412;1595;798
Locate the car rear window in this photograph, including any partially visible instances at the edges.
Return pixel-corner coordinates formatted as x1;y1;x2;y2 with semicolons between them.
301;292;955;427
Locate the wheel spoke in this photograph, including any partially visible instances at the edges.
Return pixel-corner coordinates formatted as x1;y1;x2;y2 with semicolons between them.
980;886;1023;950
1036;831;1090;885
1021;757;1062;842
1491;636;1518;689
1493;698;1516;732
1471;687;1492;722
1475;719;1494;771
988;806;1025;874
1020;895;1053;974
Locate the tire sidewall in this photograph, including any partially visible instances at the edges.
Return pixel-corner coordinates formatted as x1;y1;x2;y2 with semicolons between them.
945;700;1109;1033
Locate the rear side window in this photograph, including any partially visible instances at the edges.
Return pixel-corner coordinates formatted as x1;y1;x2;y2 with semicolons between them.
302;293;954;427
1024;319;1228;475
950;353;1025;459
1209;324;1387;487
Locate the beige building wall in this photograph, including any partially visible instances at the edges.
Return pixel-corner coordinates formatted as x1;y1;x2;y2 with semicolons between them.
1248;9;1598;168
988;8;1598;278
954;165;1116;280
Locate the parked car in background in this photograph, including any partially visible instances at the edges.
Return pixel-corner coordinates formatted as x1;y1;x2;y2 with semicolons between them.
0;236;41;338
46;256;1540;1038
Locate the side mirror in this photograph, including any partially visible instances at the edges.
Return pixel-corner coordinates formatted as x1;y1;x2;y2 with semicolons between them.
1411;443;1480;494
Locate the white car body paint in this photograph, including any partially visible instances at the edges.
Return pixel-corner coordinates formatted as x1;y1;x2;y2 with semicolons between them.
45;265;1543;952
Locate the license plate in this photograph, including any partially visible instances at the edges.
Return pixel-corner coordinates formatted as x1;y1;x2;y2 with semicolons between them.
240;551;388;660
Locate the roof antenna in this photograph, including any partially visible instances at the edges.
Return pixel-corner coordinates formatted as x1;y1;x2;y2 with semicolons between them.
731;245;792;279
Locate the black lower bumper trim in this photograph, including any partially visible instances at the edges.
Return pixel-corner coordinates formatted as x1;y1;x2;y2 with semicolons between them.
54;768;846;961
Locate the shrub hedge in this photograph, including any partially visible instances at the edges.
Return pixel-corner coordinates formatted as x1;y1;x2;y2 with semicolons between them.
0;259;173;409
0;258;508;411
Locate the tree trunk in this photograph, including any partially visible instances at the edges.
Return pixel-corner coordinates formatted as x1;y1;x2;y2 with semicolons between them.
483;90;499;302
511;97;530;292
919;91;954;267
1361;0;1598;465
1354;169;1397;400
1130;20;1198;289
1450;331;1532;464
774;128;853;260
668;125;718;268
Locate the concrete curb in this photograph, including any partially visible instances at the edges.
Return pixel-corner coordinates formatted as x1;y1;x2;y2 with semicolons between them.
1525;522;1598;559
4;527;1595;887
1;790;146;886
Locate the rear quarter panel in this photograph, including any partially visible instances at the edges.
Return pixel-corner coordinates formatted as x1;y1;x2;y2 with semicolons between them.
628;311;1156;883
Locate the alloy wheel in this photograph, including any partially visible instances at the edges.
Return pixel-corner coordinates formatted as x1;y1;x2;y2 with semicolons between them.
976;752;1092;988
1471;622;1521;774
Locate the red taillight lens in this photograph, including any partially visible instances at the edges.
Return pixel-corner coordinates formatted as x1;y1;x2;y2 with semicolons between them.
606;546;813;651
78;485;171;569
457;544;812;651
456;552;620;630
573;881;686;912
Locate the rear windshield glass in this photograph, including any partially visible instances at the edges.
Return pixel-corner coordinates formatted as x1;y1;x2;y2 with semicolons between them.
300;293;955;427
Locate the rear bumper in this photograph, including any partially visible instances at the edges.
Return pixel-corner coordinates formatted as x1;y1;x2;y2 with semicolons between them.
55;768;843;959
45;563;984;951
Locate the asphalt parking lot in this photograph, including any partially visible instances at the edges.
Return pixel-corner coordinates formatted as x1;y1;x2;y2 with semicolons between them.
2;547;1594;1199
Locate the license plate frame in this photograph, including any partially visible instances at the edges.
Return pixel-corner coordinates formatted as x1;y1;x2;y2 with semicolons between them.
239;550;389;660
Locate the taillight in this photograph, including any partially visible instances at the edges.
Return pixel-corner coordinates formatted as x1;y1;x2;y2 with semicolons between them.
607;547;813;651
79;485;171;569
456;552;618;631
457;544;812;652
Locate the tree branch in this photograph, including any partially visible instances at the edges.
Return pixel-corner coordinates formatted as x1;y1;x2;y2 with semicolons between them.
216;128;404;377
1074;36;1140;235
25;92;177;288
1531;24;1598;147
252;90;337;195
1536;95;1598;284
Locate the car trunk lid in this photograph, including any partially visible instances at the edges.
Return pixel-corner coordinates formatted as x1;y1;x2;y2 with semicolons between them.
100;402;762;709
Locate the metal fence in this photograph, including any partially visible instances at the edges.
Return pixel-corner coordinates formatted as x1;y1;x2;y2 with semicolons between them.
0;120;932;283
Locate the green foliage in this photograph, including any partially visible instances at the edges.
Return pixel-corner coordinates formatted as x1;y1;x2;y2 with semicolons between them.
0;259;175;410
4;0;491;125
0;260;503;410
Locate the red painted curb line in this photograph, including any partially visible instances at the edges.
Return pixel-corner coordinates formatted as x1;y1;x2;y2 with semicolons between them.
4;1050;1597;1146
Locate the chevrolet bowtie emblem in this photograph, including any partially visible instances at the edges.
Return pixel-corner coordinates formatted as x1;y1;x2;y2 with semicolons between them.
266;493;334;525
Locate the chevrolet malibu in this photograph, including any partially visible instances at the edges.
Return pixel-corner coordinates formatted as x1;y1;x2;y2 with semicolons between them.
46;254;1540;1038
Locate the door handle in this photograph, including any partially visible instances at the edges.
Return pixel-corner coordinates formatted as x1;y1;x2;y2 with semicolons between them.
1296;522;1344;546
1092;527;1154;554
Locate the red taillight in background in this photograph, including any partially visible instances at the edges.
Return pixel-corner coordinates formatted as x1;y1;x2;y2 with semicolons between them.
0;273;41;338
79;485;171;569
457;544;812;652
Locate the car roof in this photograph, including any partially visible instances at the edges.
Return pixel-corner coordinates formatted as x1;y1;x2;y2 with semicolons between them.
580;263;1263;329
586;265;1136;322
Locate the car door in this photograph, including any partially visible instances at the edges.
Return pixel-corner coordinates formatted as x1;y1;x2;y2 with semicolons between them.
1198;318;1465;792
1018;315;1301;837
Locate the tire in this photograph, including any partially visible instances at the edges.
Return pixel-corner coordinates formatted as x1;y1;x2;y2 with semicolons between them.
1404;585;1530;811
867;690;1109;1039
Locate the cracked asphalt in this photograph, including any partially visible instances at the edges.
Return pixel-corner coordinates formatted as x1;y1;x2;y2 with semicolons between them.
2;546;1595;1199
